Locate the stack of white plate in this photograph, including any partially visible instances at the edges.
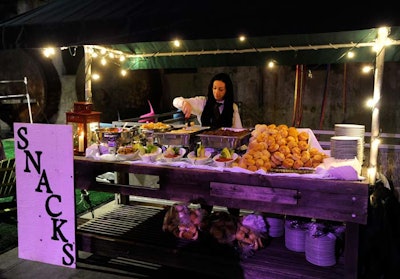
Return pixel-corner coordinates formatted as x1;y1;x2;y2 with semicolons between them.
305;232;337;267
333;124;365;163
266;217;284;238
330;136;360;160
285;221;308;252
335;124;365;138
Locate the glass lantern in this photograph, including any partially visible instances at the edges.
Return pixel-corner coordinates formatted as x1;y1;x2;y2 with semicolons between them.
66;102;101;155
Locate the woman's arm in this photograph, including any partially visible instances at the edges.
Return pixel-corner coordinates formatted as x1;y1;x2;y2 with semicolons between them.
173;96;207;123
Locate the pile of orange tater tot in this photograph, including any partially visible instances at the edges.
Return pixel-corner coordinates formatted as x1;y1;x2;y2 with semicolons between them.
233;124;329;172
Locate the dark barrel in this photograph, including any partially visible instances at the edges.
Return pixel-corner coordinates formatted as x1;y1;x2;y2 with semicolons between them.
0;49;61;129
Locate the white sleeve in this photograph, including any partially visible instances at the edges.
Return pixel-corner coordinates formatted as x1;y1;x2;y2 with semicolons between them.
232;103;243;128
172;97;185;109
172;96;207;124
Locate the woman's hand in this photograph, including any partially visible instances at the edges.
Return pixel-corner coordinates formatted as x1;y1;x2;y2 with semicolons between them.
181;100;192;118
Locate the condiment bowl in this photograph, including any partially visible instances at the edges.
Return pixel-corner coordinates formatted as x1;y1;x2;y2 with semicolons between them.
187;150;212;165
213;153;238;167
162;147;186;162
139;147;162;163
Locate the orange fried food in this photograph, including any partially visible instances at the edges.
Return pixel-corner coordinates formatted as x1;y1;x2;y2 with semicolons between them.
298;140;309;151
271;155;282;166
282;158;294;169
273;151;285;162
288;127;298;138
293;160;304;169
278;145;291;155
304;159;313;168
298;131;309;141
301;150;311;162
309;147;320;156
268;143;279;152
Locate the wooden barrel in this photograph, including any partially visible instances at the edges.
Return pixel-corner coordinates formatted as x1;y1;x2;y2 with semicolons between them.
0;49;61;128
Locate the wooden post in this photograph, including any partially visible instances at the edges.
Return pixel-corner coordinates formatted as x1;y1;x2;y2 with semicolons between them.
368;27;389;185
84;45;92;103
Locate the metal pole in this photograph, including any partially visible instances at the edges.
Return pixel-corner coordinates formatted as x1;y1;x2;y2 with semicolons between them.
24;77;33;123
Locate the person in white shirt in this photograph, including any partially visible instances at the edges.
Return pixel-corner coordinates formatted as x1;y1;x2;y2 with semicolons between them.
173;73;242;129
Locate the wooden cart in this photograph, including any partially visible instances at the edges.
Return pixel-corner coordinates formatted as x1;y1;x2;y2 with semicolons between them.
74;157;368;279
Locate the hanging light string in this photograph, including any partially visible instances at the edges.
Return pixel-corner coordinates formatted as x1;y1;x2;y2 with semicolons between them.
43;27;397;69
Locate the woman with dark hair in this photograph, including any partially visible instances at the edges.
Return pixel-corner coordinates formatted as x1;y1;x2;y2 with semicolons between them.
173;73;242;216
173;73;242;129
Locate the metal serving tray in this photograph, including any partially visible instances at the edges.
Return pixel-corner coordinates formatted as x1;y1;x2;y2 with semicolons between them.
153;125;209;146
154;132;192;146
197;128;252;149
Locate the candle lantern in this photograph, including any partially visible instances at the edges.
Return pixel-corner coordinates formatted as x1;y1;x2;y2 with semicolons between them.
66;102;101;155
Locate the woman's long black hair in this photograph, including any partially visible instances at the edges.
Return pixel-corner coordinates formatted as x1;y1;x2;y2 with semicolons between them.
201;73;234;128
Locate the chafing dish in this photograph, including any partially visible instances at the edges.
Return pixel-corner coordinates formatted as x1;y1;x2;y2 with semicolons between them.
95;127;139;146
197;127;252;149
153;125;209;146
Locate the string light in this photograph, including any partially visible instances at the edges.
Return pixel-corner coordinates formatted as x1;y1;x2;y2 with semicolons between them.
366;98;375;108
267;60;275;68
362;65;374;73
42;47;55;57
372;27;391;52
347;51;355;58
42;29;397;80
367;166;377;185
366;95;381;110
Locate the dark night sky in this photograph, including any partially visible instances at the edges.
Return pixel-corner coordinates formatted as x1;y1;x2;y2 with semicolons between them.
0;1;399;48
1;1;398;34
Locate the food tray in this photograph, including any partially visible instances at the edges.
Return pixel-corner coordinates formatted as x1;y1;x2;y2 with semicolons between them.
154;132;192;146
197;128;251;149
139;122;172;132
95;127;139;145
154;125;209;146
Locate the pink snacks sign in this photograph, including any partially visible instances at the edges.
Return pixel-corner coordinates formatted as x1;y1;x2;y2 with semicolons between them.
14;123;76;268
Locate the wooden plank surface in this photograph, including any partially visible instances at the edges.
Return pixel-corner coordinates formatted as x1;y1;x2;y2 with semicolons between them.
210;182;299;205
